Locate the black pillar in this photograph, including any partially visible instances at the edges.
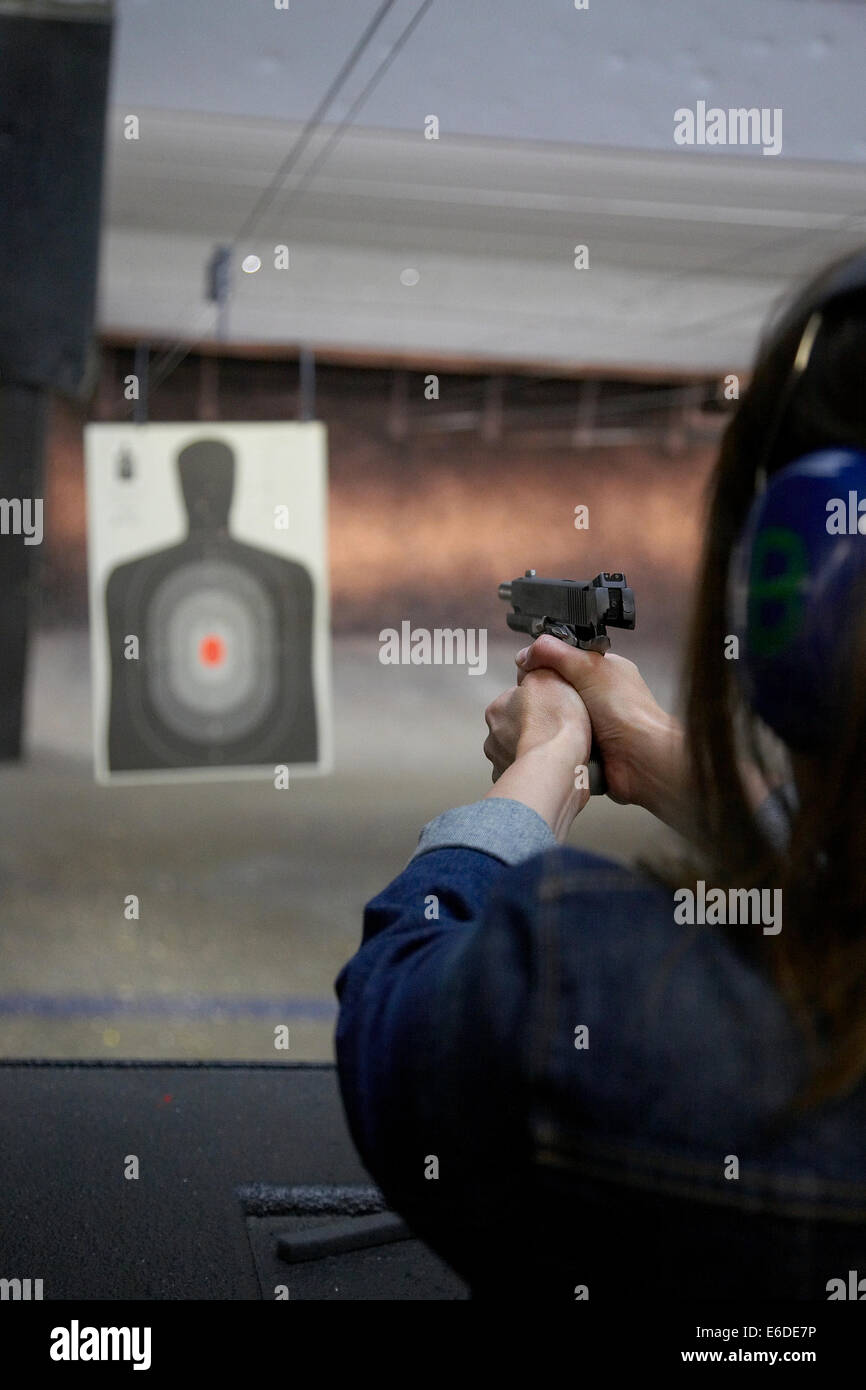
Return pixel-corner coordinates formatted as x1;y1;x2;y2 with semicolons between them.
0;5;113;759
0;384;49;757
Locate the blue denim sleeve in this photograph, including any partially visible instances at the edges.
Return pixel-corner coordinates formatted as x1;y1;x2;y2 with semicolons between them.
334;841;540;1254
411;797;557;866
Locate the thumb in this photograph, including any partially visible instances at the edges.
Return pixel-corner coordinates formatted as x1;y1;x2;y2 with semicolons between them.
517;633;605;693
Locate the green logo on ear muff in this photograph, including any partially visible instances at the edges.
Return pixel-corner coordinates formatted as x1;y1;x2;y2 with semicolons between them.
748;525;808;657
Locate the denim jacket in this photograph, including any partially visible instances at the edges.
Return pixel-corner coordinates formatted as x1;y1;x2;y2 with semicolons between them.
335;797;866;1300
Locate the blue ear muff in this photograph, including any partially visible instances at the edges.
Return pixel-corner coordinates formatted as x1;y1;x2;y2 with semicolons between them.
729;448;866;752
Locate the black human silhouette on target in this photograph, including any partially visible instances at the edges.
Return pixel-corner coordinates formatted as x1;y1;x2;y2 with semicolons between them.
105;438;318;771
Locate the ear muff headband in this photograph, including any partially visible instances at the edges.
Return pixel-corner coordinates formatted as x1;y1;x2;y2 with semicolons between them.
728;254;866;750
730;448;866;750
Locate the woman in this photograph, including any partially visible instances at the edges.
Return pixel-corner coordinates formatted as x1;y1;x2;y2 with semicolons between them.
335;250;866;1300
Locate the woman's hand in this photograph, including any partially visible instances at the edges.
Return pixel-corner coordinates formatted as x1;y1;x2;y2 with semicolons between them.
515;634;691;834
484;666;591;780
482;666;592;840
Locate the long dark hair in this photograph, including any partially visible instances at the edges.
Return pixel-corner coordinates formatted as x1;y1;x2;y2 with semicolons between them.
679;249;866;1108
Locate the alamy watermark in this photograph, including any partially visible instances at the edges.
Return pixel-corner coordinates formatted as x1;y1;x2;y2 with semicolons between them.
0;497;42;545
827;1270;866;1299
379;622;487;676
827;492;866;533
50;1321;151;1370
0;1276;42;1299
674;880;782;935
674;102;782;157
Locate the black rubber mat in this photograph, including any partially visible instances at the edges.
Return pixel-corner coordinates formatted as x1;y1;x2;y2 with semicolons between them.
0;1061;465;1300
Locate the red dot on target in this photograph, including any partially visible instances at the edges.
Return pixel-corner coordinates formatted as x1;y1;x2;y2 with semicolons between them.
199;634;226;667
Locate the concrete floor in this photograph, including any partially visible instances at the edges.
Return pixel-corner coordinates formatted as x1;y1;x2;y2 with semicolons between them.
0;631;680;1060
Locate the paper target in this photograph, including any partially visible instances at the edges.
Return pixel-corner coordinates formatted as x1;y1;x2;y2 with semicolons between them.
86;423;331;783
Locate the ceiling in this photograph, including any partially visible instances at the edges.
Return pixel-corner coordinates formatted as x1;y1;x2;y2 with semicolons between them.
96;0;866;371
109;0;866;161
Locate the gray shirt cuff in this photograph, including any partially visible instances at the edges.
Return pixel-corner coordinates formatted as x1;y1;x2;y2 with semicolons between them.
411;797;558;867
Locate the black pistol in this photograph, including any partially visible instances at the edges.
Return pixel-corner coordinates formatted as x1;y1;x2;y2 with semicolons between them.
498;571;636;796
